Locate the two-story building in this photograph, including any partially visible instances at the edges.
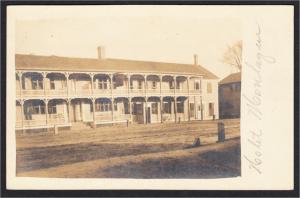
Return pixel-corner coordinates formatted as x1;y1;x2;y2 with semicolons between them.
218;72;241;119
15;47;219;132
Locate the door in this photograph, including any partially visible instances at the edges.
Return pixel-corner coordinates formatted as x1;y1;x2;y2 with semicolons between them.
146;107;151;124
198;103;203;120
133;103;144;124
74;101;82;122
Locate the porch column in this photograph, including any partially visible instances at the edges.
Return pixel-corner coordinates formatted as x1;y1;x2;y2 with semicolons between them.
144;97;147;124
173;76;177;123
20;100;25;133
65;73;70;97
111;98;114;121
160;97;163;123
67;99;72;124
42;72;47;96
44;99;49;129
200;76;203;120
91;98;96;128
194;95;197;119
200;96;203;120
109;74;114;122
127;74;131;95
187;76;190;121
109;74;113;95
144;75;147;97
90;73;94;95
159;75;162;96
128;97;132;122
17;72;23;96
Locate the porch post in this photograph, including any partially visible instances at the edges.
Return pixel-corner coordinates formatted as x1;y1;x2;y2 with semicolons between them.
110;74;113;95
159;75;162;96
20;100;25;133
127;74;131;95
17;72;23;96
44;99;49;130
90;73;94;95
144;75;147;96
91;98;96;128
111;98;114;121
42;72;47;96
194;95;197;119
67;99;72;125
174;76;177;123
200;95;203;120
144;97;147;124
200;76;203;120
128;97;132;122
65;73;70;97
109;74;114;122
187;76;190;121
160;96;163;123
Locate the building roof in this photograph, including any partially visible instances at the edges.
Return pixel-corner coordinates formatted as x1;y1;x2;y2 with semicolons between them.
219;72;241;84
15;54;218;79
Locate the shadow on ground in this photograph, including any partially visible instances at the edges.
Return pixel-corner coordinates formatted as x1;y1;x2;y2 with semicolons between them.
100;142;241;179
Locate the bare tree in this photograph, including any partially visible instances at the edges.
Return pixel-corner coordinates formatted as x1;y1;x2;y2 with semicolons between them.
222;40;242;71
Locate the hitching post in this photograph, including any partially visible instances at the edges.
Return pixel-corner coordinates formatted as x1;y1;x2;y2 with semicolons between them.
217;122;225;142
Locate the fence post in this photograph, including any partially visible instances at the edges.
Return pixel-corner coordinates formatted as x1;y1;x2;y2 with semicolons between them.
217;122;225;142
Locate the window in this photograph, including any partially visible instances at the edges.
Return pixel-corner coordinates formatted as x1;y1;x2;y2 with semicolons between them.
124;102;129;114
207;82;212;93
235;83;241;91
98;80;108;89
130;81;133;89
230;84;234;91
195;81;200;90
31;104;45;114
95;101;111;112
33;106;40;114
151;103;158;114
138;81;143;89
152;81;157;89
169;81;174;89
163;102;171;114
50;80;55;89
176;81;180;89
189;103;195;117
209;103;214;116
48;104;57;114
133;103;143;115
177;102;184;113
114;103;118;111
32;80;43;89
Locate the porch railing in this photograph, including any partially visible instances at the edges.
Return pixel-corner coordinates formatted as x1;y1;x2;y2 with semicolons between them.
21;89;45;97
16;113;67;129
17;87;201;98
69;89;92;96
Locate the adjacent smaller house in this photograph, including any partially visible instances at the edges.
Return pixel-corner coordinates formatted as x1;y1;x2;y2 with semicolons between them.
218;72;241;119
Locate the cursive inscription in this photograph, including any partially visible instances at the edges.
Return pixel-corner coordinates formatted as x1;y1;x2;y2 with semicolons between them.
242;22;276;174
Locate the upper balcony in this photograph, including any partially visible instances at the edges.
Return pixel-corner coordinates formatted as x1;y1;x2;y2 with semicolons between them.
16;71;202;99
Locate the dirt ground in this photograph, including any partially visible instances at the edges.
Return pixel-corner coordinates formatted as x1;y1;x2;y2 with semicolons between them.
16;119;240;178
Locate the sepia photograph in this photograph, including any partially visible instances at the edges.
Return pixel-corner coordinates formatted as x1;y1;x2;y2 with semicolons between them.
14;8;242;179
4;5;295;192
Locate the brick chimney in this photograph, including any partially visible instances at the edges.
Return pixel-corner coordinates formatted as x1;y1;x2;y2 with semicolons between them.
97;46;106;59
194;54;198;65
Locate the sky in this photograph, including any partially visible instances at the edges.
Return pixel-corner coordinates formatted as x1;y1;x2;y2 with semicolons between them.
15;6;242;79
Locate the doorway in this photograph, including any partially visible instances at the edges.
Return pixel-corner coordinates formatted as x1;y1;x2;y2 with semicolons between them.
146;107;151;124
133;103;144;124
